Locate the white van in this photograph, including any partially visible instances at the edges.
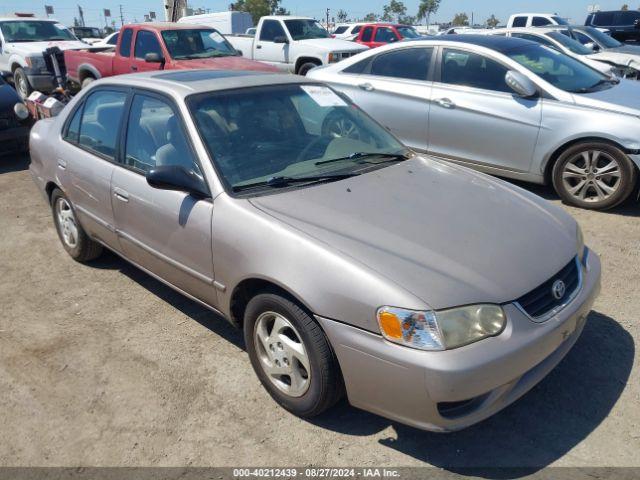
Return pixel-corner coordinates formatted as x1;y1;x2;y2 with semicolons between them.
177;11;253;35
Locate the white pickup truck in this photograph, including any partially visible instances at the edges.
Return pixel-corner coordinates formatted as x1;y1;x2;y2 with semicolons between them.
226;16;368;75
0;17;86;98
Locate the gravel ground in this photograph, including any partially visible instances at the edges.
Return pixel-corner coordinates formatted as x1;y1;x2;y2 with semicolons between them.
0;153;638;472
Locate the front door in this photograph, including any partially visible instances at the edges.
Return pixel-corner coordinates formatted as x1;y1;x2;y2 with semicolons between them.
111;92;217;307
254;19;289;68
130;29;165;73
428;47;542;173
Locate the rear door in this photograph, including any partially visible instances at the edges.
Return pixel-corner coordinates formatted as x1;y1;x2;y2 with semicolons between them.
428;47;542;173
56;88;128;250
130;30;165;73
110;91;217;306
342;46;435;152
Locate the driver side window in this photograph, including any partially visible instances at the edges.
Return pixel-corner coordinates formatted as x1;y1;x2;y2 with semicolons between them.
124;94;201;175
260;20;286;42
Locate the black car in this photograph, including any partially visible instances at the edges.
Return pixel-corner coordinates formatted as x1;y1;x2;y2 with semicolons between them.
0;75;30;156
585;10;640;42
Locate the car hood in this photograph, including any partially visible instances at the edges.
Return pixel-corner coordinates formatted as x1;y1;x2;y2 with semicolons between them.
173;56;278;72
608;44;640;55
296;38;368;52
4;40;88;55
588;50;640;68
0;81;21;111
575;79;640;116
249;157;577;310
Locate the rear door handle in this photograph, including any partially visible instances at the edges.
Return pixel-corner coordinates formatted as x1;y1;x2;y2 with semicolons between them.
435;97;455;109
113;187;129;202
57;159;67;170
358;82;375;91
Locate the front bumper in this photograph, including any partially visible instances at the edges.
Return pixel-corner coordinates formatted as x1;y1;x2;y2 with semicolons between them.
25;71;56;93
0;125;30;155
317;248;601;432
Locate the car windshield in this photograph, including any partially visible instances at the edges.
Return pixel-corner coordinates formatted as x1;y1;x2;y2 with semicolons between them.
582;26;623;48
0;20;75;42
397;26;420;38
284;19;330;40
74;27;101;38
551;16;569;25
187;84;409;194
547;31;593;55
161;28;237;59
507;44;612;93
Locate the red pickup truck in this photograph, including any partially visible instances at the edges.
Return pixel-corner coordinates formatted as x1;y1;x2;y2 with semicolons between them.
64;23;277;88
354;23;421;49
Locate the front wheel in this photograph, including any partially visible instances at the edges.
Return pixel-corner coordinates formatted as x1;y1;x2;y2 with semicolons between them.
244;292;343;417
297;62;320;76
81;76;95;89
13;67;32;100
552;142;637;210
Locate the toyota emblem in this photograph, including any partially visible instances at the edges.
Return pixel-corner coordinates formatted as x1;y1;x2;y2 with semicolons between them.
552;280;566;300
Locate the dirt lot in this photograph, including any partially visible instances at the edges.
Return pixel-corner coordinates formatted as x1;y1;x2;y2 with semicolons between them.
0;153;639;472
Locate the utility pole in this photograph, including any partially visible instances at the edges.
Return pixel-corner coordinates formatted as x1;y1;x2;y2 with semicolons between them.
325;8;330;29
119;4;125;27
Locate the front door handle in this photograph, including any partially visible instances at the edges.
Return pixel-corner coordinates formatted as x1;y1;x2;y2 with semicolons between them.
113;187;129;203
256;44;262;49
131;65;138;71
57;159;67;170
435;97;455;109
358;82;375;91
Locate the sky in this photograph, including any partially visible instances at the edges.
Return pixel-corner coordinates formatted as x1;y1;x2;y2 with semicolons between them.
0;0;637;28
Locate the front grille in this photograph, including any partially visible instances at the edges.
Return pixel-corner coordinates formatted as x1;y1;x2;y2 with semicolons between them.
516;258;580;319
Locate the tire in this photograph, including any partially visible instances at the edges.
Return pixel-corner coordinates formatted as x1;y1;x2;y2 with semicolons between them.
81;76;95;89
321;110;365;141
51;188;103;262
244;291;343;417
552;142;637;210
297;62;320;76
13;67;32;100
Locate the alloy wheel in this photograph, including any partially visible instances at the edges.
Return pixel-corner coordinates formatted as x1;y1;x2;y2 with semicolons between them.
253;311;311;398
561;150;622;204
326;117;361;140
56;198;79;248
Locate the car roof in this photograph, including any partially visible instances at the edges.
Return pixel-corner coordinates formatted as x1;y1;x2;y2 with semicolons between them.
121;22;213;31
96;70;316;97
411;34;537;52
0;17;57;22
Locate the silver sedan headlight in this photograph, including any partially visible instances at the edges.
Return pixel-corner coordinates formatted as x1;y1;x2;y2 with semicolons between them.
377;304;506;351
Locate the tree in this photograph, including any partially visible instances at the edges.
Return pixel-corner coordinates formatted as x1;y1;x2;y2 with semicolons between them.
382;0;407;23
417;0;440;25
363;12;378;21
231;0;288;24
621;4;629;10
452;12;469;26
336;9;348;22
486;14;500;28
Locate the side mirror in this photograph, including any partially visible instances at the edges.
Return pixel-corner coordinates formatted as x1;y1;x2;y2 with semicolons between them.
273;35;289;44
146;165;209;198
505;70;538;98
145;52;164;63
585;42;600;52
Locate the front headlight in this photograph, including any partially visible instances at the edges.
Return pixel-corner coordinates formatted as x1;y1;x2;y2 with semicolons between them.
328;52;338;63
576;224;586;264
25;56;48;74
377;304;506;351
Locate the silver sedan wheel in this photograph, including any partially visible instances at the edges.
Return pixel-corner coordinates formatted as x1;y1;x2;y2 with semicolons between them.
254;311;311;398
56;198;79;248
562;150;622;203
326;117;361;140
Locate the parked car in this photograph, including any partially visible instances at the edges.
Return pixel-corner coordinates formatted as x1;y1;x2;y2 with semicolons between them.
0;73;30;154
486;27;629;77
507;12;569;28
91;31;119;48
63;23;277;89
0;16;87;98
29;69;601;432
354;23;421;48
585;10;640;42
177;11;253;35
309;35;640;210
226;16;368;75
69;26;103;45
566;25;640;77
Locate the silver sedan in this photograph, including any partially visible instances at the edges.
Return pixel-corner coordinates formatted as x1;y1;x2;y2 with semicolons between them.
309;35;640;210
30;70;600;431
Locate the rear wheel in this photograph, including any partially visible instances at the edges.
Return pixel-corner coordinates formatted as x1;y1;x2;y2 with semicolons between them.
51;188;103;262
244;291;343;417
13;67;32;100
81;76;95;89
552;142;637;210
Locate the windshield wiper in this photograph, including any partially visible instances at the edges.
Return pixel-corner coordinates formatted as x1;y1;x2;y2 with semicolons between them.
315;151;410;166
232;173;357;192
574;78;619;93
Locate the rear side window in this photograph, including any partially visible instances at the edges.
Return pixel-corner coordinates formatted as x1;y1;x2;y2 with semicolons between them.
532;16;552;26
107;32;118;45
134;30;162;59
512;16;527;27
441;49;510;93
370;47;432;80
119;28;133;57
260;20;286;41
333;26;348;34
360;26;373;42
343;57;370;74
78;90;127;158
615;11;640;25
352;25;362;34
593;12;614;25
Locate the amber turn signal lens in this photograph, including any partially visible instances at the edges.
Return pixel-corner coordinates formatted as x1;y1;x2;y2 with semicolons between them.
378;311;403;339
